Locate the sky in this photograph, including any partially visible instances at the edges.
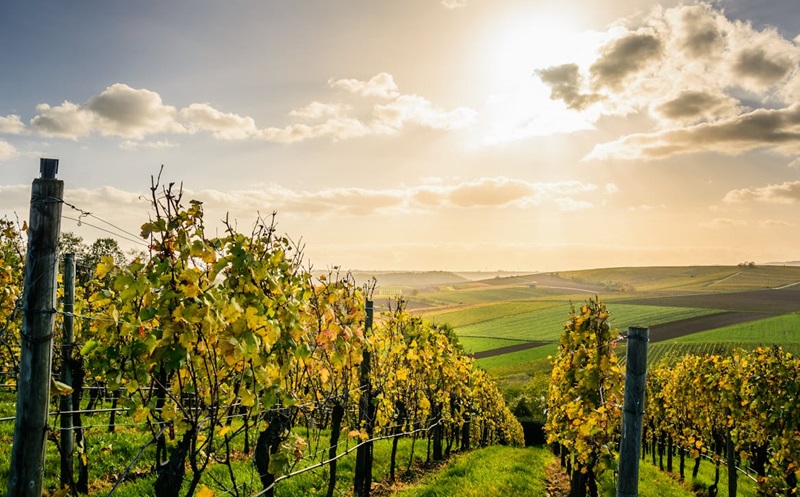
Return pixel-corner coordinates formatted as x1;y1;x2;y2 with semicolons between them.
1;0;799;272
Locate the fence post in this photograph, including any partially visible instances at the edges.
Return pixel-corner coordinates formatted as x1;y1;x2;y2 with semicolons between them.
354;299;374;497
60;253;76;489
617;326;649;497
7;159;64;497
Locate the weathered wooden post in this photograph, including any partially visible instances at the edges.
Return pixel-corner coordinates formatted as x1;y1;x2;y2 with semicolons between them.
7;159;64;497
354;299;374;497
617;326;649;497
60;253;76;489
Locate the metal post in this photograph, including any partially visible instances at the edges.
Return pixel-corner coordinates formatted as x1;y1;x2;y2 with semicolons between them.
7;159;64;497
617;326;649;497
60;253;76;488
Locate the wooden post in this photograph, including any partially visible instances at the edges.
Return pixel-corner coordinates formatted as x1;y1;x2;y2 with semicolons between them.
7;159;64;497
617;326;649;497
354;300;374;497
60;253;76;489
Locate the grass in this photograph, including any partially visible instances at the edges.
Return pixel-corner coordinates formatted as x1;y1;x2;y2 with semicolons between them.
416;286;558;306
638;455;759;497
477;344;558;371
421;300;561;328
558;265;800;293
671;312;800;344
455;304;717;343
458;336;531;354
397;445;553;497
644;312;800;365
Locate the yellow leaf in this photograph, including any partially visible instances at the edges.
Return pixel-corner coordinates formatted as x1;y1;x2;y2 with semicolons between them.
196;486;215;497
50;377;73;397
95;256;114;279
218;426;232;438
240;388;255;407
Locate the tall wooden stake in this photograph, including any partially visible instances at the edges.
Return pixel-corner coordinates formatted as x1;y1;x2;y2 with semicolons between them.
617;326;649;497
7;159;64;497
354;300;374;497
60;253;76;489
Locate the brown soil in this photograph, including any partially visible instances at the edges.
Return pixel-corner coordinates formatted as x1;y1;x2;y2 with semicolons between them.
472;341;551;359
647;311;771;342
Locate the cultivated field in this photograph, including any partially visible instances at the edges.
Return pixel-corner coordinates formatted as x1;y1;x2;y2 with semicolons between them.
383;265;800;375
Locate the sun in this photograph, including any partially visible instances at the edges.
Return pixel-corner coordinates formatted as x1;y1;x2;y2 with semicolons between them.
479;11;604;143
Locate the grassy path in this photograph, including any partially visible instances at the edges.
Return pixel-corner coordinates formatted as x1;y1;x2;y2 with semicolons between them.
394;446;700;497
396;445;552;497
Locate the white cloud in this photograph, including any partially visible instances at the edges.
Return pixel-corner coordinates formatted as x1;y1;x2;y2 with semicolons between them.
328;73;400;99
759;219;794;228
30;84;182;140
586;104;800;161
0;140;18;161
180;103;257;140
723;181;800;204
288;102;350;120
700;217;748;228
119;139;178;151
440;0;466;8
17;73;473;146
535;3;800;163
374;94;477;130
0;115;25;135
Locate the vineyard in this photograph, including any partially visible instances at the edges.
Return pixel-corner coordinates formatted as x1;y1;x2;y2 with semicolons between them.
0;173;522;497
4;167;800;497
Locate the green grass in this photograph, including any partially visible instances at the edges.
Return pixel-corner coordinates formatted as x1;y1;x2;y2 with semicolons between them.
558;265;800;293
671;312;800;344
397;445;553;497
421;300;562;328
477;344;558;371
416;286;558;306
459;336;531;354
456;304;717;343
638;456;758;497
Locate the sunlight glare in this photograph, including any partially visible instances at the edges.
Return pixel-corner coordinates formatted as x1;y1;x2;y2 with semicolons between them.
481;13;603;144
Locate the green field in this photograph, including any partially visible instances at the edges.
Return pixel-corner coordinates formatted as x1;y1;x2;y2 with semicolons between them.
671;312;800;344
422;300;561;328
476;343;558;371
416;286;560;306
458;336;531;354
455;304;718;343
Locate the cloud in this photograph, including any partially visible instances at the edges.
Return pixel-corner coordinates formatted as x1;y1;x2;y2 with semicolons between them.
373;95;476;130
30;84;182;140
759;219;794;228
534;3;800;162
536;64;603;111
673;3;725;59
180;103;257;140
723;180;800;204
0;115;25;135
732;46;794;88
440;0;466;8
119;139;178;151
328;73;400;99
589;31;663;90
586;104;800;160
700;217;748;228
288;102;350;120
18;73;472;145
652;89;740;123
0;140;17;161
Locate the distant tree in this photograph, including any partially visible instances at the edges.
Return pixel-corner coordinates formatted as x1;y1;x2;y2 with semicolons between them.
58;233;127;284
